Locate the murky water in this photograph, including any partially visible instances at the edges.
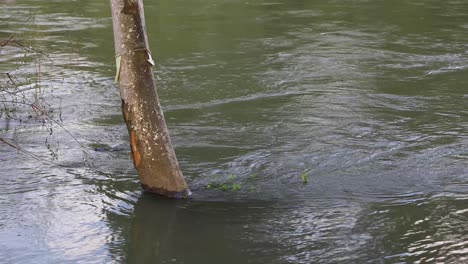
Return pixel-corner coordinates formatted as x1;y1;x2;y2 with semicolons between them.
1;0;467;263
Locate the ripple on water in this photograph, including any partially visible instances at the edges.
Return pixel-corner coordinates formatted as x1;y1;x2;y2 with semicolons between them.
1;0;468;263
352;194;468;263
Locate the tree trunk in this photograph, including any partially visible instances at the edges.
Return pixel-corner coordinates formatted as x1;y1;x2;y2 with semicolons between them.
110;0;190;198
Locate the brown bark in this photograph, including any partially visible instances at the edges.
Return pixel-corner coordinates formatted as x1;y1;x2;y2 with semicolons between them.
110;0;190;198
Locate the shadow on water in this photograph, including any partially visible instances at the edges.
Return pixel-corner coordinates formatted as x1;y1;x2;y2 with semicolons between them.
120;194;362;264
123;194;264;264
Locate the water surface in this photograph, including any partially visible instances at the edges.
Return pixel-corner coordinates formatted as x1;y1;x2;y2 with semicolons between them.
1;0;467;263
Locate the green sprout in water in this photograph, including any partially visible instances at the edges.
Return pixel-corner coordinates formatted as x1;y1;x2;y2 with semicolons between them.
232;183;241;191
248;173;257;181
204;173;247;192
227;174;235;182
301;170;308;184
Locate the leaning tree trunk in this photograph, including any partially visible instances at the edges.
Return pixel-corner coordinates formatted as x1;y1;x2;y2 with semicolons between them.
110;0;190;198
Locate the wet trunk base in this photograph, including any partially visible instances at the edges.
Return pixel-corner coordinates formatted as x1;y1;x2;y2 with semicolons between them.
141;184;192;199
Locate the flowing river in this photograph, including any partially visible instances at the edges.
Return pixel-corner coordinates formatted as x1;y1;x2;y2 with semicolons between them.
1;0;467;263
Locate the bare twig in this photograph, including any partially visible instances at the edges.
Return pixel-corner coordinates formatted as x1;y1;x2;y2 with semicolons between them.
0;34;16;48
0;15;14;25
0;100;91;160
0;137;61;166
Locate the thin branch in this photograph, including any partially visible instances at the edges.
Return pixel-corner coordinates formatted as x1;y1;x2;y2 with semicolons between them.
0;33;16;48
0;137;61;166
0;15;14;24
0;100;90;159
6;73;16;86
13;40;52;61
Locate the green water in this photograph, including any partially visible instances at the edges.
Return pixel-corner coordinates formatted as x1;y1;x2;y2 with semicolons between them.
1;0;467;263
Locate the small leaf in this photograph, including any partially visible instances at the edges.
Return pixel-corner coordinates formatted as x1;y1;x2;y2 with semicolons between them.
114;55;122;84
301;170;308;184
147;51;155;66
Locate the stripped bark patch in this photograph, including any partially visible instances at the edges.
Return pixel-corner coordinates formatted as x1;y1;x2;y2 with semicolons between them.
130;130;141;167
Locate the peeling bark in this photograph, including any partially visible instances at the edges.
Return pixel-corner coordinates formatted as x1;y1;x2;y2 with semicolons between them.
110;0;190;198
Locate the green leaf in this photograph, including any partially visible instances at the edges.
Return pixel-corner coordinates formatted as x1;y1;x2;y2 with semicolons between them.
232;183;241;191
301;170;308;184
114;55;122;84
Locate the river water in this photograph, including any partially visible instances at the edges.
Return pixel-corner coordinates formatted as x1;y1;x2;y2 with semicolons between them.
1;0;467;263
